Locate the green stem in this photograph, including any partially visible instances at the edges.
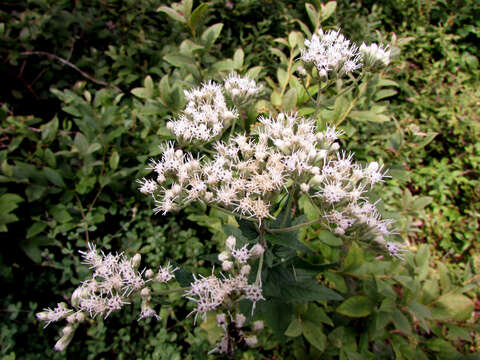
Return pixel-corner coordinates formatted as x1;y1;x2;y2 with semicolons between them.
152;287;189;296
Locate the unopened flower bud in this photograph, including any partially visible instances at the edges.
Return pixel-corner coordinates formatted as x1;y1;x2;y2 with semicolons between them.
140;288;151;298
235;313;246;328
240;265;251;276
300;183;310;193
76;312;86;322
132;254;142;269
145;269;154;279
245;335;258;347
226;236;236;250
36;312;49;321
250;244;264;258
218;251;230;262
331;142;340;151
54;331;74;352
309;175;324;186
66;314;76;323
62;325;74;336
253;320;264;331
222;261;233;271
175;149;183;158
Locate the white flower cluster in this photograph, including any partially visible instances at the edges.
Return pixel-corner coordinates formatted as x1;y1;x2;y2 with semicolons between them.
166;75;259;143
359;42;391;69
140;107;403;257
224;72;262;103
36;244;177;351
210;312;263;355
185;236;264;324
300;28;361;78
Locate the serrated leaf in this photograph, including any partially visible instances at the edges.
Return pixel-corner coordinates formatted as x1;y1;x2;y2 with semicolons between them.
304;303;333;326
0;193;23;214
392;308;412;334
157;6;186;23
344;242;363;271
337;296;374;318
435;294;474;321
318;230;343;246
259;299;294;342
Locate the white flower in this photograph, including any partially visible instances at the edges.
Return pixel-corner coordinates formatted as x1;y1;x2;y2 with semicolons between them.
300;29;361;78
360;42;391;69
224;72;261;102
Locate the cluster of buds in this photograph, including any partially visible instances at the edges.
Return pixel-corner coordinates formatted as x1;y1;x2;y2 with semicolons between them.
185;236;265;324
300;28;392;79
36;244;177;351
210;312;264;356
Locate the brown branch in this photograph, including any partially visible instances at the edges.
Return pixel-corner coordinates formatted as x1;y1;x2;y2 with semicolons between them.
20;51;123;93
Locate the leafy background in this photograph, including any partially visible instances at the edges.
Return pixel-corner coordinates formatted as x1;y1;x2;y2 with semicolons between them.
0;0;479;358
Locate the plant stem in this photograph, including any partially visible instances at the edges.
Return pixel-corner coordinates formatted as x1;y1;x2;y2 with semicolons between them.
210;204;259;223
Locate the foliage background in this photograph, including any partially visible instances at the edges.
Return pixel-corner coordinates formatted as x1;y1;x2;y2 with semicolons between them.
1;0;479;358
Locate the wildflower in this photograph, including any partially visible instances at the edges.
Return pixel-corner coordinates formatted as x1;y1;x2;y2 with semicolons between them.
300;29;361;78
223;72;261;102
360;42;391;69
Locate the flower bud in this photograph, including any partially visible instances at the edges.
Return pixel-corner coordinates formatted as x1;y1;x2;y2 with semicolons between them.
331;142;340;151
36;312;49;321
222;261;233;271
218;251;230;262
250;244;264;258
235;313;246;328
253;320;264;331
367;161;379;172
240;265;251;276
145;269;154;279
300;183;310;193
245;335;258;347
76;312;86;322
140;288;151;298
309;175;324;186
226;236;236;250
132;254;142;269
66;314;76;323
62;325;74;336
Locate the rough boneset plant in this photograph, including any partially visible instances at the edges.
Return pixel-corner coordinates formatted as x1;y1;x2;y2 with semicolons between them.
36;28;404;356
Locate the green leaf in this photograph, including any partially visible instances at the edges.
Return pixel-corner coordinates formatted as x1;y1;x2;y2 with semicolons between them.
163;53;194;68
303;321;326;352
344;242;364;271
172;263;193;287
189;3;209;30
412;196;432;210
183;0;193;21
144;75;154;98
337;296;374;318
109;151;119;170
157;6;186;23
321;1;337;21
259;299;294;342
0;193;23;214
87;143;102;154
43;167;66;187
282;88;297;112
211;59;235;72
73;132;89;155
349;110;389;123
284;317;302;337
41;117;58;143
305;3;319;28
435;294;474;321
318;230;343;246
26;222;47;239
233;48;244;69
201;23;223;47
392;308;412;334
374;89;398;101
304;303;333;326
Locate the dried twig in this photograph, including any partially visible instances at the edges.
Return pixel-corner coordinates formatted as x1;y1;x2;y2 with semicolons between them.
21;51;123;93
